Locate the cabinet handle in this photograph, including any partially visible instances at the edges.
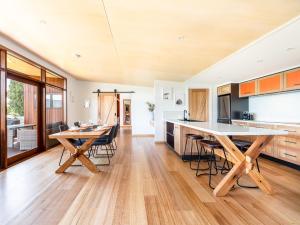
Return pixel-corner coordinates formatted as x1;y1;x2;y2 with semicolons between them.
284;153;297;158
285;140;297;144
283;130;296;133
293;83;300;86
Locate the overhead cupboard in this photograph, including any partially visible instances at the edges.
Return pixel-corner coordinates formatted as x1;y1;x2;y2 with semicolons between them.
239;67;300;97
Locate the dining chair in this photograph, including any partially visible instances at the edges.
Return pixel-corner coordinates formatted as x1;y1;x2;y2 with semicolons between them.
89;124;118;166
74;121;80;127
58;124;84;166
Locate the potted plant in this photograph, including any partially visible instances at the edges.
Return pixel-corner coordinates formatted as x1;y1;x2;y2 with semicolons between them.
146;102;155;121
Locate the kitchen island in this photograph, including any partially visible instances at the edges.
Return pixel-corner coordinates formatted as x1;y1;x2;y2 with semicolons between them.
165;119;288;197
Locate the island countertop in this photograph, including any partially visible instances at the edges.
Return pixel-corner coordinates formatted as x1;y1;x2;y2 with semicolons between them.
231;119;300;127
166;119;288;136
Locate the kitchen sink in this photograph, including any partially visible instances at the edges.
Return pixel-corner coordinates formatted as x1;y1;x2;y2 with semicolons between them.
179;119;203;122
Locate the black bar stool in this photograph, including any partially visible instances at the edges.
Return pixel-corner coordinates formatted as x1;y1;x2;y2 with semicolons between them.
196;139;226;189
188;135;205;170
182;133;199;162
232;139;260;172
232;139;261;189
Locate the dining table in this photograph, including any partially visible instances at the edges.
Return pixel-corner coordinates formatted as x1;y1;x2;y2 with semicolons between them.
49;126;110;173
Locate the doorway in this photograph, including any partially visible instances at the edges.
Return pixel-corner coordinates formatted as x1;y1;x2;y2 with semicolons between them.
98;93;120;125
6;74;42;165
123;99;131;126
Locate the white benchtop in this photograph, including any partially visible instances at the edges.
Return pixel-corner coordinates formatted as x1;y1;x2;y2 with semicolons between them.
166;119;288;136
232;119;300;127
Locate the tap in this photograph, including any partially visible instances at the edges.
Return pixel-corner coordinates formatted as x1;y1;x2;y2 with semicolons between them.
183;110;188;121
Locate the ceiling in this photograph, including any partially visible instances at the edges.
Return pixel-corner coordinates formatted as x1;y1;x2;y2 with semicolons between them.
186;17;300;86
0;0;300;86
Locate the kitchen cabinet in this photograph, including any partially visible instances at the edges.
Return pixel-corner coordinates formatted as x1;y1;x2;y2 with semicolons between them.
239;80;257;97
251;123;276;157
174;124;181;154
166;122;174;149
284;68;300;91
257;73;283;94
217;84;231;96
232;120;300;165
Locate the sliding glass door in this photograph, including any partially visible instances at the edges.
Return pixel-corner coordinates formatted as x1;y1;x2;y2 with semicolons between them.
6;76;41;164
0;49;67;169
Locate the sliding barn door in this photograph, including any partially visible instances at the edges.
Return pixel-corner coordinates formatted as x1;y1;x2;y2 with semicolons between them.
98;94;117;125
188;89;209;121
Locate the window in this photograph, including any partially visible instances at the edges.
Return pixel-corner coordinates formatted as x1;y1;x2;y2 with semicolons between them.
52;94;63;108
7;53;41;81
46;86;66;149
46;71;65;89
46;93;63;108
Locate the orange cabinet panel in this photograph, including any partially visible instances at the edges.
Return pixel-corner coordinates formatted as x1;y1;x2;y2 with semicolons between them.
239;80;256;97
284;68;300;90
258;73;282;94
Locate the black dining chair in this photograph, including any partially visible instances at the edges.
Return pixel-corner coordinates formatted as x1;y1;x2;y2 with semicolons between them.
89;124;118;166
111;123;120;151
74;121;80;127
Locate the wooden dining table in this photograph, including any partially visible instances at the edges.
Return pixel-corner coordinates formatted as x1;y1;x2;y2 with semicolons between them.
49;127;110;173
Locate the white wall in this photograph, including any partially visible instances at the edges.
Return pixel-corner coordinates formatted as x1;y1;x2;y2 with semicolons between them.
154;80;186;141
71;81;154;135
249;91;300;123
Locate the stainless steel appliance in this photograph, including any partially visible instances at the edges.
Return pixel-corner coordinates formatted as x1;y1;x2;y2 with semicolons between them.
217;83;249;124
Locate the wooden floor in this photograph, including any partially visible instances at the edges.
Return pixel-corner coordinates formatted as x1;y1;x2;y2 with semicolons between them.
0;129;300;225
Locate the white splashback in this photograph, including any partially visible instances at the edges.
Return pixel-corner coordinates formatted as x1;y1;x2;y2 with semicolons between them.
249;91;300;123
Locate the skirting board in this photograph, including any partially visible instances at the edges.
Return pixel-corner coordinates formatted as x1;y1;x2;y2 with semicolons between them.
132;134;154;137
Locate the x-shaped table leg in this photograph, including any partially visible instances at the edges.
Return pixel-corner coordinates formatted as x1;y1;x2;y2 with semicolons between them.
56;137;99;173
212;135;273;197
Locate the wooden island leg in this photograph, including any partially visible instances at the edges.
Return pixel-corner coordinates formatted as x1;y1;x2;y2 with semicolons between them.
213;135;273;197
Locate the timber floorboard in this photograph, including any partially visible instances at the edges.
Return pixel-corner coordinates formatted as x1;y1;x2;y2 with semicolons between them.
0;129;299;225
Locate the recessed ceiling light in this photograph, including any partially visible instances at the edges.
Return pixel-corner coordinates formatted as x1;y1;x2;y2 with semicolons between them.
178;36;185;41
256;59;264;63
286;47;295;51
40;20;47;25
75;53;81;58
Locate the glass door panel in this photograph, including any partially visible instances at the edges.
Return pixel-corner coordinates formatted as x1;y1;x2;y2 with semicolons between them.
46;86;65;149
7;78;38;158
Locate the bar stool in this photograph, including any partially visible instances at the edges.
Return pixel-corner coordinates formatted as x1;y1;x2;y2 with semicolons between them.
233;139;261;189
182;133;199;162
188;135;205;170
196;139;227;189
232;139;260;172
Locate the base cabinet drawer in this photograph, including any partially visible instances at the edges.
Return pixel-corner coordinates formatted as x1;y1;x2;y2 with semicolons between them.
275;125;300;137
278;148;300;164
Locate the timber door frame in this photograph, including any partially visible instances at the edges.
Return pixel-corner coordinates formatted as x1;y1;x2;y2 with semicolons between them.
123;99;131;125
0;49;7;168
